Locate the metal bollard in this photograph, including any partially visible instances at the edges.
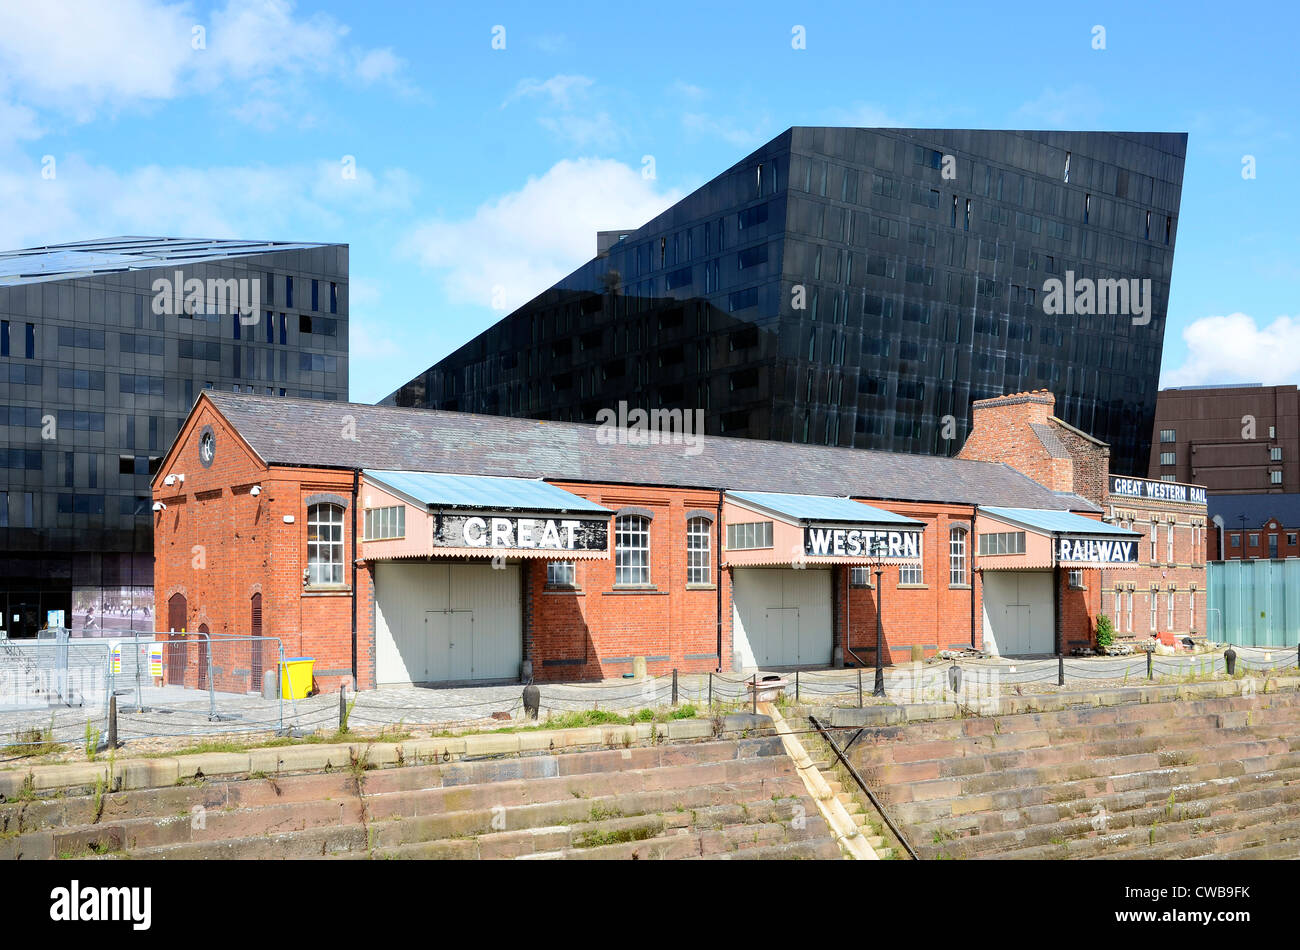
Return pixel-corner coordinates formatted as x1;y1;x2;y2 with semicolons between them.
858;669;863;708
522;684;540;719
948;663;962;694
795;670;800;703
1058;655;1065;687
107;695;117;750
263;669;278;700
671;668;678;706
751;673;757;714
339;688;348;732
1224;647;1237;677
707;672;713;710
1147;649;1153;680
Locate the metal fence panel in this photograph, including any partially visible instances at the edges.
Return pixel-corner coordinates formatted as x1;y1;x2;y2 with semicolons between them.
1209;559;1300;647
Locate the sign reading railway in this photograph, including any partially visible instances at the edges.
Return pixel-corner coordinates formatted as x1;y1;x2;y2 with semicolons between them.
804;526;923;560
435;513;608;552
1055;536;1139;563
1109;475;1206;505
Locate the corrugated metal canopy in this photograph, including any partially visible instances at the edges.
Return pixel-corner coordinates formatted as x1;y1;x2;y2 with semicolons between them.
364;470;611;514
982;507;1140;536
728;490;924;525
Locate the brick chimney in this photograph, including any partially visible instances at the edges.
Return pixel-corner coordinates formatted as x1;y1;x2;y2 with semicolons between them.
957;390;1076;493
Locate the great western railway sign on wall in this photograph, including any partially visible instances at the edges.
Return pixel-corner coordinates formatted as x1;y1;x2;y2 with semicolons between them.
1056;536;1139;563
804;526;923;559
1109;476;1207;505
434;513;609;552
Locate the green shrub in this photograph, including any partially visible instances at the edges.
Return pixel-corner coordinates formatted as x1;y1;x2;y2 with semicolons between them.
1096;614;1115;650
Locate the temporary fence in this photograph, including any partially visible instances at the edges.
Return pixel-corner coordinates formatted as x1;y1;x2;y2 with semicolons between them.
1208;558;1300;647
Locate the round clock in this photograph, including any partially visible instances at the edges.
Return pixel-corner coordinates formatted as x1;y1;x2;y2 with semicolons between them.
198;425;216;468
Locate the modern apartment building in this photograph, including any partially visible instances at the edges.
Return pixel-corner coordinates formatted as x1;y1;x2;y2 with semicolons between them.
1149;384;1299;493
385;127;1187;478
0;237;348;637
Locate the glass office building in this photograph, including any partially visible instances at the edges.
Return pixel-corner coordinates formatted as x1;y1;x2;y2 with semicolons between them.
384;128;1185;478
0;237;348;637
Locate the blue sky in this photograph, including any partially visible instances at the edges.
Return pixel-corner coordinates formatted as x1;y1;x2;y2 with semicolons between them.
0;0;1295;402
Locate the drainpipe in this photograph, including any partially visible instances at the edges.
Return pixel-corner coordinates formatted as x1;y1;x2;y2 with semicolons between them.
715;488;725;672
970;505;979;649
350;467;359;691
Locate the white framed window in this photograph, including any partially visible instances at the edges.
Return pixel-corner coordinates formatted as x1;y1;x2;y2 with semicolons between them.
306;503;345;586
899;561;923;585
1150;520;1159;562
949;525;968;586
1168;588;1175;629
1068;569;1084;589
1270;470;1283;485
1167;522;1175;564
1150;588;1159;632
615;515;651;586
546;560;576;588
1249;533;1259;546
1125;590;1133;633
851;566;872;587
1190;590;1197;632
1271;446;1282;461
726;520;774;550
1159;451;1176;466
1160;428;1176;442
362;505;405;541
686;516;711;585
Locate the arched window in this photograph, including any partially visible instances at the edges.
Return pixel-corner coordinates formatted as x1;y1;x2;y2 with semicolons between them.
948;525;968;586
686;516;711;585
307;503;345;586
615;515;651;586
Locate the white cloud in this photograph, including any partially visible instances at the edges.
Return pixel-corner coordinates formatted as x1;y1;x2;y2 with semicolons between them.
1161;313;1300;388
681;112;771;149
0;153;416;252
669;80;706;100
503;74;594;110
1014;85;1105;129
0;0;410;126
406;158;682;313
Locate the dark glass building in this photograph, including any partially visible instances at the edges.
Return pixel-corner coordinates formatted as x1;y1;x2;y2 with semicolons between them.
0;237;348;637
384;127;1186;478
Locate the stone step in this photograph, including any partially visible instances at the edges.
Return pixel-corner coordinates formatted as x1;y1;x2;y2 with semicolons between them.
864;724;1299;785
996;789;1300;861
364;755;801;823
846;690;1300;747
115;823;369;860
1101;813;1300;861
920;769;1300;859
1189;839;1300;860
697;836;845;860
889;743;1300;826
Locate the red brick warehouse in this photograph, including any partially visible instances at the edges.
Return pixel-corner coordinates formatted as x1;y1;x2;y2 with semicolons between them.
152;391;1146;692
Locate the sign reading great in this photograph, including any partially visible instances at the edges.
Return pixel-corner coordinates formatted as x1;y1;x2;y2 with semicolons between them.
804;526;923;559
1056;536;1138;563
434;513;608;552
1110;475;1206;505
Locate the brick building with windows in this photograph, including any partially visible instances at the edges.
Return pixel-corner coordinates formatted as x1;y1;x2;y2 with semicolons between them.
959;390;1208;645
1207;494;1300;561
152;390;1143;692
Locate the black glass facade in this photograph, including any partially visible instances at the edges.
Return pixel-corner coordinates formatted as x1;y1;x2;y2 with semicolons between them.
0;239;348;637
384;127;1185;480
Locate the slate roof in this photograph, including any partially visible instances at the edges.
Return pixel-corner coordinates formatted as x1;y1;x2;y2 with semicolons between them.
0;236;337;286
727;491;924;525
1030;423;1071;459
1207;493;1300;530
203;392;1102;512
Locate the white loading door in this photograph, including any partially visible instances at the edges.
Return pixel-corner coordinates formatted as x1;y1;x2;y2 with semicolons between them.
982;571;1055;656
732;568;833;669
375;562;521;684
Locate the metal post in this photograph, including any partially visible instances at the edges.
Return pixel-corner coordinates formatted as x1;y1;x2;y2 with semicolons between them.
751;673;757;714
339;687;348;732
873;568;885;698
107;695;117;750
671;668;678;707
1058;655;1065;686
206;636;216;721
858;669;863;708
795;670;800;703
134;638;143;713
1147;648;1153;680
708;672;713;710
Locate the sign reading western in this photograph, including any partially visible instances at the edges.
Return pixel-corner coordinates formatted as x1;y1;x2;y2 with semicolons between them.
434;514;608;552
1110;476;1206;506
1055;536;1138;563
804;527;922;559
